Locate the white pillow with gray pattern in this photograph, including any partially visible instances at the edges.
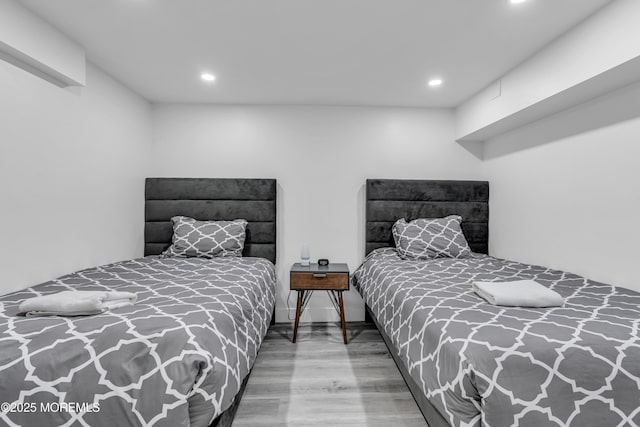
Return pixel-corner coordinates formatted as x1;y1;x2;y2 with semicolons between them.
392;215;472;260
162;216;248;258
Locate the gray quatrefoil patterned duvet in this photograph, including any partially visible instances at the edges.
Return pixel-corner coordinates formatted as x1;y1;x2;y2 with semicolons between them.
0;256;276;427
353;248;640;427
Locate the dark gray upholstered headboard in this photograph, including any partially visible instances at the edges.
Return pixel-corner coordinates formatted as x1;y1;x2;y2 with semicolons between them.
366;179;489;256
144;178;277;264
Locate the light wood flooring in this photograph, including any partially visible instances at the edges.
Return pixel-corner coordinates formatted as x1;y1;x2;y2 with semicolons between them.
233;322;428;426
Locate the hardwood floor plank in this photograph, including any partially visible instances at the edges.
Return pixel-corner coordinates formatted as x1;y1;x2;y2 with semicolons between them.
233;322;427;426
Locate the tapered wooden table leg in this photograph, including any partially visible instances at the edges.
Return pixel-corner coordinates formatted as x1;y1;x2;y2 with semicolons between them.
293;290;303;343
338;291;347;344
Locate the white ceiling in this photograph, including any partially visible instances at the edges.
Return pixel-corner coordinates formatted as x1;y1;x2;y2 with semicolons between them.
19;0;613;107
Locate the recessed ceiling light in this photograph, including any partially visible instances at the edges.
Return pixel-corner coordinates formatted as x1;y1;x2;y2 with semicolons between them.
510;0;527;4
200;73;216;82
427;78;443;87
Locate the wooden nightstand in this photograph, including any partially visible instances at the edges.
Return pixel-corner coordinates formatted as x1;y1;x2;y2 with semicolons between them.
290;263;350;344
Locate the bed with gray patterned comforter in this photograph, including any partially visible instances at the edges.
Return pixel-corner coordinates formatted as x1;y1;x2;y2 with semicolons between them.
0;256;276;427
353;248;640;427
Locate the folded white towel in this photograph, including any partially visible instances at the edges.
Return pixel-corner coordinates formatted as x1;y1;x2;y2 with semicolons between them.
473;280;564;307
19;290;137;317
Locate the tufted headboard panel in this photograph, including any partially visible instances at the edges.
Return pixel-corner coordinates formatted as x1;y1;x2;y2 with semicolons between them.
365;179;489;256
144;178;277;264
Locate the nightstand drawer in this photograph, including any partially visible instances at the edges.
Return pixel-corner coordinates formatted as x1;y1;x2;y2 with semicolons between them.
290;272;349;290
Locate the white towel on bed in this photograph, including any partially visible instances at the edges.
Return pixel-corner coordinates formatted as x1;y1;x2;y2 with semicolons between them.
19;290;137;317
473;280;564;307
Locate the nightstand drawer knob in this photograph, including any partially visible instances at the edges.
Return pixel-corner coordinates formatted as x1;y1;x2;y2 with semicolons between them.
312;273;327;278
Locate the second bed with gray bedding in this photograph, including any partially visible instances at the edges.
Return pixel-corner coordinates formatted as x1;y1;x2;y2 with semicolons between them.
354;248;640;427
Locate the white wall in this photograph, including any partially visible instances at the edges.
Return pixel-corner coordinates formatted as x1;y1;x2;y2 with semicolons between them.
483;80;640;291
0;60;151;295
456;0;640;142
0;0;85;87
151;105;483;322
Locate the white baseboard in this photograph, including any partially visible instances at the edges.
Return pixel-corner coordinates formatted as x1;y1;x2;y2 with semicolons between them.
274;306;363;323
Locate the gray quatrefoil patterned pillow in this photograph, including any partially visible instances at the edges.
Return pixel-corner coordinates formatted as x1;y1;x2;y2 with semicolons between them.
392;215;472;260
162;216;248;259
